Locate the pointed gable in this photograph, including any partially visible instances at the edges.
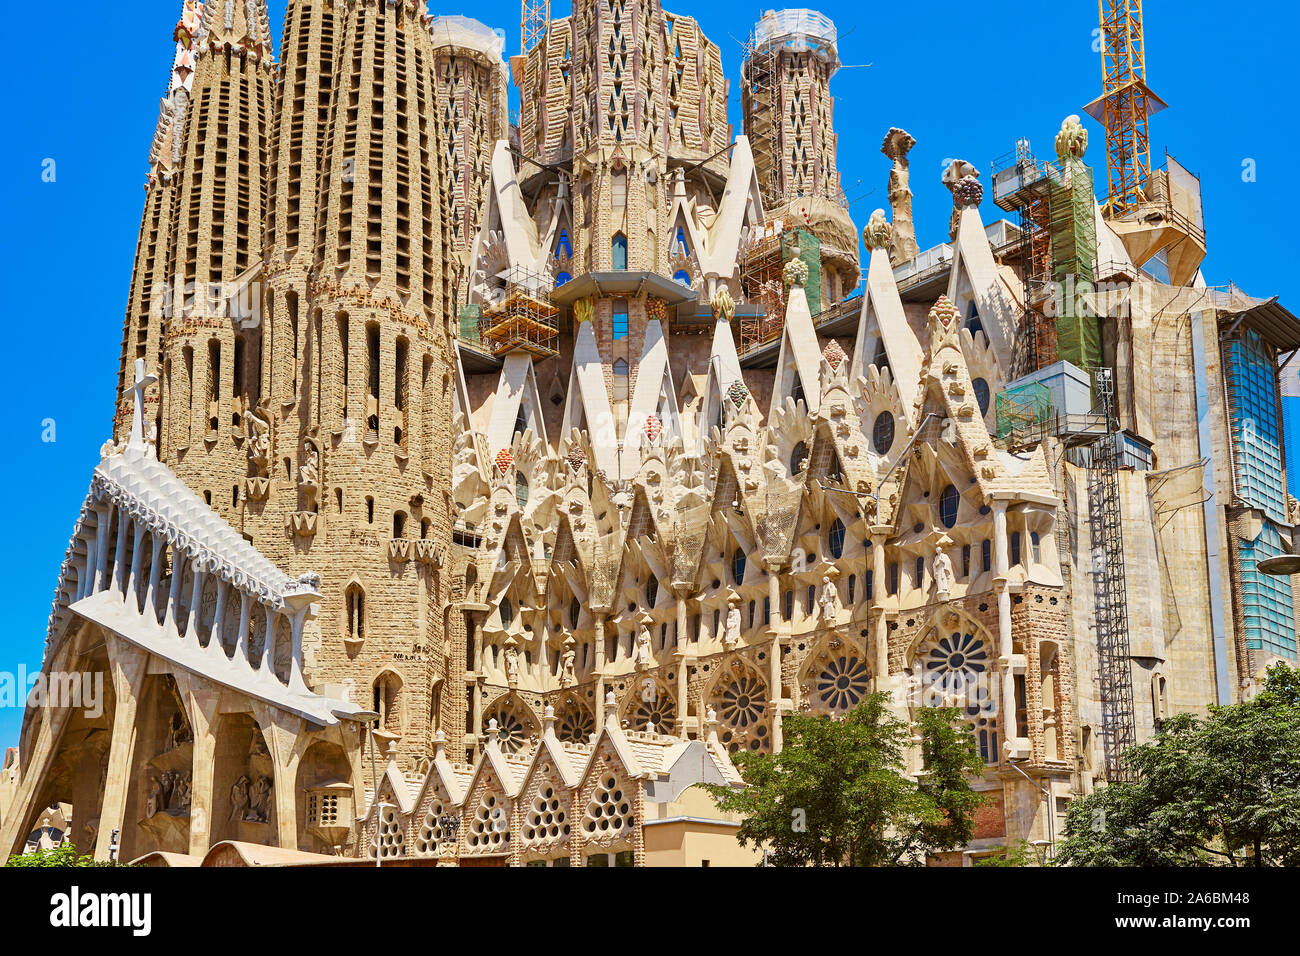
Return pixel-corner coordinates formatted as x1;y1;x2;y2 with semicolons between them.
946;205;1018;374
772;282;824;414
853;215;923;420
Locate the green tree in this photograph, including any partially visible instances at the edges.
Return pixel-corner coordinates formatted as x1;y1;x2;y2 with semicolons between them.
706;692;986;866
6;844;129;868
1057;664;1300;867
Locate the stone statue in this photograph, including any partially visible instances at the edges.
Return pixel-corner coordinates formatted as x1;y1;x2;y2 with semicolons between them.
167;710;191;751
503;639;520;688
724;598;741;649
559;639;576;688
249;775;272;823
934;549;955;599
299;441;320;512
819;575;841;621
146;776;164;819
246;400;271;474
229;775;250;822
881;128;919;265
635;625;653;670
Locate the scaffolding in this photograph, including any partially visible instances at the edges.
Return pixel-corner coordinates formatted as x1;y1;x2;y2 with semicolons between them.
740;30;782;209
1049;158;1101;378
738;226;820;355
476;267;558;358
995;380;1052;442
1087;367;1138;782
992;141;1057;376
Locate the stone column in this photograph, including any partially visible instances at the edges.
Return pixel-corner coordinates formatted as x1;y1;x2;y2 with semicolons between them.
992;500;1017;744
594;612;608;732
673;587;690;736
94;637;149;861
254;705;305;850
0;643;78;859
172;671;221;858
764;560;784;752
92;503;112;593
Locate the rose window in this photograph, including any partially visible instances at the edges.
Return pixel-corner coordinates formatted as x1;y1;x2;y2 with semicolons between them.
631;691;675;732
486;700;535;754
556;704;595;744
923;631;990;696
816;655;869;713
711;673;770;754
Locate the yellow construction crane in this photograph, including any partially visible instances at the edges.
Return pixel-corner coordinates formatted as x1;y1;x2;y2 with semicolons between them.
521;0;550;56
1083;0;1168;217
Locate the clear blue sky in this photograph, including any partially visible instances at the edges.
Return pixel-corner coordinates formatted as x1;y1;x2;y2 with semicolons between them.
1;0;1295;749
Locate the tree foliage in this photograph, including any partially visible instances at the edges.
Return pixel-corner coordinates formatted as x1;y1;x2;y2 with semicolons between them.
6;844;128;868
706;692;986;866
1057;664;1300;867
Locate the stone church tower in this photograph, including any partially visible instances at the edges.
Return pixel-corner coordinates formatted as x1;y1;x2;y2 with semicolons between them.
119;0;466;769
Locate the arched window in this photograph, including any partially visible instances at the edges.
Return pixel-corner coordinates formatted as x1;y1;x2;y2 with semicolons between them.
939;484;959;529
847;574;856;603
981;539;992;572
732;547;747;585
570;597;581;629
672;225;690;257
789;441;809;475
828;518;846;559
972;378;991;417
516;473;530;509
373;672;403;734
501;597;514;623
345;584;365;645
872;339;890;374
791;372;805;407
673;270;692;287
783;590;794;620
1010;532;1022;566
1030;531;1042;563
964;301;984;339
611;233;628;270
612;359;629;403
646;575;658;608
872;412;895;455
915;557;925;590
555;228;571;259
393;511;407;539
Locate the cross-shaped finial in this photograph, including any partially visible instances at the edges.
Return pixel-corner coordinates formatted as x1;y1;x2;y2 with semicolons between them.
127;358;158;459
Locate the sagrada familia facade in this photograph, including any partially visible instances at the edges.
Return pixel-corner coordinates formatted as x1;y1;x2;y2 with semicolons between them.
1;0;1296;867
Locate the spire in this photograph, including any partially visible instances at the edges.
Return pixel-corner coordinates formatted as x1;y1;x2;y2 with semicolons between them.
199;0;275;59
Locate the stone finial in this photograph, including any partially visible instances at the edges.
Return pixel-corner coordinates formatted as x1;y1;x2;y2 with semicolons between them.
605;690;617;709
1055;114;1088;164
574;297;594;325
863;209;892;252
881;128;919;266
927;296;962;354
783;255;809;289
711;286;736;322
542;704;556;736
486;717;500;745
433;730;447;759
704;706;720;745
942;160;982;240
